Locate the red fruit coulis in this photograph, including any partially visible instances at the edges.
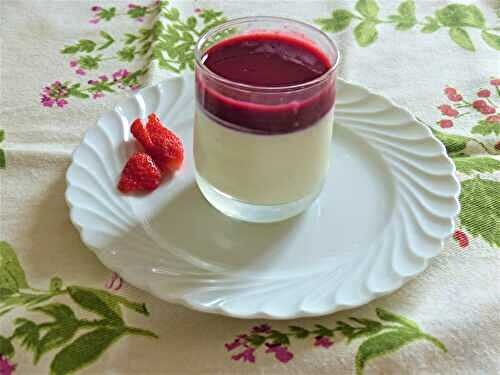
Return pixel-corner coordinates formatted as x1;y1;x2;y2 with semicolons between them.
196;32;336;134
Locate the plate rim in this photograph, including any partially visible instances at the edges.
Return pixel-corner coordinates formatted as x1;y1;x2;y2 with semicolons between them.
65;74;460;319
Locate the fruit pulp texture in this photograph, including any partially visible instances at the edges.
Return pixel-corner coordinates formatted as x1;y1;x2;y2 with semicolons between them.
196;32;335;134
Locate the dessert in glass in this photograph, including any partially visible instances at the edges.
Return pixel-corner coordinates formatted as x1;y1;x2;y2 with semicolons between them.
193;16;340;223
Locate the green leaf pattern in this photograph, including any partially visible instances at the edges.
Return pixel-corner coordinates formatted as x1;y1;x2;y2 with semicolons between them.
41;3;230;108
431;127;469;154
421;16;440;33
389;0;417;31
472;120;500;136
98;31;115;50
316;1;500;51
21;1;500;374
481;31;500;50
376;307;419;329
13;318;40;352
429;78;500;249
436;4;485;28
355;0;379;19
354;21;379;46
0;241;29;291
0;243;157;374
316;10;353;32
78;55;102;70
97;7;116;21
61;30;116;55
50;328;124;375
453;157;500;175
225;309;446;374
0;335;15;357
355;329;422;375
449;27;475;51
459;177;500;247
68;286;124;323
32;304;80;363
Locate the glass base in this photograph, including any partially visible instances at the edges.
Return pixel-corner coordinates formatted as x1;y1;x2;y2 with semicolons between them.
195;172;321;223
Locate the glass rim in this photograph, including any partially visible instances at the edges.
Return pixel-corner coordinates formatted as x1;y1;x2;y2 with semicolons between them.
194;16;341;92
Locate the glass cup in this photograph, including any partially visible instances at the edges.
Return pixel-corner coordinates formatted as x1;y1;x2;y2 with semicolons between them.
193;16;340;223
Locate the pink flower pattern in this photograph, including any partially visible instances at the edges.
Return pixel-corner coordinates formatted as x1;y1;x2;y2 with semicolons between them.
56;99;68;107
448;94;463;102
40;81;70;108
453;230;469;248
231;347;256;363
40;3;232;109
314;336;334;348
89;4;109;24
224;309;447;370
112;69;129;80
41;66;142;108
265;344;294;363
0;356;16;375
225;339;243;351
252;324;272;333
436;80;498;128
438;104;459;117
224;324;299;364
477;89;491;98
438;119;453;128
105;271;123;291
486;115;500;123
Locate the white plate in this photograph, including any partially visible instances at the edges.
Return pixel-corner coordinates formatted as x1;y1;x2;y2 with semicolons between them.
66;73;460;319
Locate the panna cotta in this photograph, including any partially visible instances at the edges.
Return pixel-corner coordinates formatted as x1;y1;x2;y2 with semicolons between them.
193;17;339;222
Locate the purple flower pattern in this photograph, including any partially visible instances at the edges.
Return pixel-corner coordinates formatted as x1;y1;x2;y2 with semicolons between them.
0;356;16;375
252;324;271;333
314;336;334;348
225;325;299;365
40;81;70;108
40;68;145;108
105;271;123;291
265;344;294;363
40;2;229;108
224;309;447;374
231;347;256;363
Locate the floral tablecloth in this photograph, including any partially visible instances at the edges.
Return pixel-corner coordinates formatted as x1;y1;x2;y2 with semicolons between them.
1;1;499;374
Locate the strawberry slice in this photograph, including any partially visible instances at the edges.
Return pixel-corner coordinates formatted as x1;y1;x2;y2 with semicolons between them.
146;112;163;128
131;118;154;150
129;113;184;175
145;113;184;173
118;152;161;193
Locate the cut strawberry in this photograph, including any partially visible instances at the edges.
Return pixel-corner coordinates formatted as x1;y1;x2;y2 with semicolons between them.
146;112;163;128
131;118;154;150
128;113;184;177
118;152;161;193
144;113;184;173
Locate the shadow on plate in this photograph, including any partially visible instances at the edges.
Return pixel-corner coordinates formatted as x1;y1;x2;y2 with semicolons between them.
144;182;303;270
